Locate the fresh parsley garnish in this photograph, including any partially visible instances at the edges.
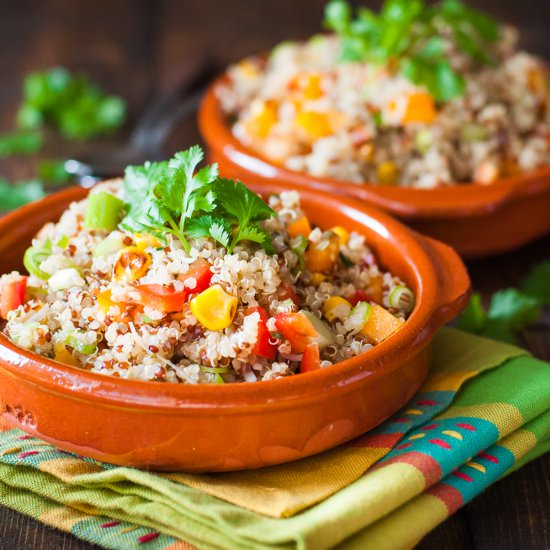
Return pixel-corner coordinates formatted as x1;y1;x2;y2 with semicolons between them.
456;261;549;344
120;146;276;254
521;261;550;307
0;130;43;158
17;67;126;140
324;0;500;101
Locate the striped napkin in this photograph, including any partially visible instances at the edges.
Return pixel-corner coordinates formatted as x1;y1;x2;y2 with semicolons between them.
0;328;548;549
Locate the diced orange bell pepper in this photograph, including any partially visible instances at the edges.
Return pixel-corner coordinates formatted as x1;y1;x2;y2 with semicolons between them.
360;304;404;344
245;101;278;138
402;92;437;125
288;216;312;239
305;234;340;273
296;111;333;138
0;275;27;319
301;343;321;373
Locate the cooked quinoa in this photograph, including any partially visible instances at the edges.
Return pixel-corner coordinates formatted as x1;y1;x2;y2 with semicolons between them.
0;175;414;384
218;12;550;188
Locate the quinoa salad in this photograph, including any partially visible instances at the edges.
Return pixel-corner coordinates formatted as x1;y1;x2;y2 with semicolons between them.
0;146;414;384
218;0;550;188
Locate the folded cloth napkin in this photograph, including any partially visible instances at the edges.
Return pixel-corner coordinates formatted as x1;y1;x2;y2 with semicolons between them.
0;328;549;550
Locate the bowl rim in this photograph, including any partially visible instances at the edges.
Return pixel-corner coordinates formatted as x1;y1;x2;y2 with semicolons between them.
0;184;470;412
199;72;550;219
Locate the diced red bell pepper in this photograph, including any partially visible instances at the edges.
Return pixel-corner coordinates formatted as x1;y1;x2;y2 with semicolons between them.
348;290;374;306
135;259;212;313
274;311;318;353
0;275;27;319
177;258;213;294
301;343;321;373
247;306;277;360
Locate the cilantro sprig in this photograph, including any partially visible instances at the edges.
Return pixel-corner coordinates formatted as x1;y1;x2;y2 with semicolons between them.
456;261;550;344
324;0;500;101
120;146;276;254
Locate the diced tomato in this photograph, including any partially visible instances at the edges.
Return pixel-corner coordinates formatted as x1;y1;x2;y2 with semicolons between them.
301;343;321;373
277;281;301;305
348;290;374;306
136;259;213;313
247;306;277;360
0;275;27;319
177;258;213;295
275;311;317;353
134;284;188;313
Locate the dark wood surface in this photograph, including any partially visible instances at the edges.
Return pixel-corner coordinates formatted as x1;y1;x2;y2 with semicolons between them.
1;1;549;549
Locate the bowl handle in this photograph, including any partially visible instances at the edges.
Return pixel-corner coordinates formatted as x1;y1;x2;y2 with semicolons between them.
417;234;472;328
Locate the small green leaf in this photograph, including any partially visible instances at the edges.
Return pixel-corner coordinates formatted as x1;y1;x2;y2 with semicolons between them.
455;292;487;332
520;261;550;307
0;130;43;157
0;179;45;211
487;289;540;331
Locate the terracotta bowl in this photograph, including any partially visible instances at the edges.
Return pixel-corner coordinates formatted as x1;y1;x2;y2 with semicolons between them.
0;184;470;472
199;75;550;258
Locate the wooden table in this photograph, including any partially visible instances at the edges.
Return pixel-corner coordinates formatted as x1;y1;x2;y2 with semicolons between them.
1;1;549;548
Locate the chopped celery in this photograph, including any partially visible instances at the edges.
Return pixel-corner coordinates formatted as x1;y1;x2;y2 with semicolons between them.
200;365;231;374
65;331;96;355
84;191;125;231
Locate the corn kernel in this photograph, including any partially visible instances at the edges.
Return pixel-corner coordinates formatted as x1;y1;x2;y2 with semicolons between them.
322;296;352;322
135;233;160;250
54;342;79;366
302;74;323;100
376;162;399;185
311;273;326;286
190;284;238;331
330;226;349;246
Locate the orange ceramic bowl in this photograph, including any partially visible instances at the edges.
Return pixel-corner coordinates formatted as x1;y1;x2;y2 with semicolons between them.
199;75;550;259
0;184;470;472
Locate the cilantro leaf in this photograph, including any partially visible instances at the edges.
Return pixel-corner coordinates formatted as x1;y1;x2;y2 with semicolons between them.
119;146;276;255
214;179;276;252
324;0;499;101
455;292;487;332
487;289;540;331
16;67;125;141
0;130;43;157
456;287;541;344
186;215;232;249
521;261;550;306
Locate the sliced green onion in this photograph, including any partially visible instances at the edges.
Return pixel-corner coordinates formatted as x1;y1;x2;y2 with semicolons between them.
292;235;309;270
84;191;125;231
214;373;225;384
388;285;415;313
414;129;433;154
23;245;51;280
349;301;371;331
200;366;231;374
65;331;97;355
56;235;70;249
141;314;154;324
461;123;488;143
339;252;354;267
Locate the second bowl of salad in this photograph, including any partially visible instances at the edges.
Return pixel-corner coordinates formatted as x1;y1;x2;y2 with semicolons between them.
200;0;550;257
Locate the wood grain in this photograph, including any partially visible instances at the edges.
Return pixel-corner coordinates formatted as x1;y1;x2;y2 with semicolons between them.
0;1;549;548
